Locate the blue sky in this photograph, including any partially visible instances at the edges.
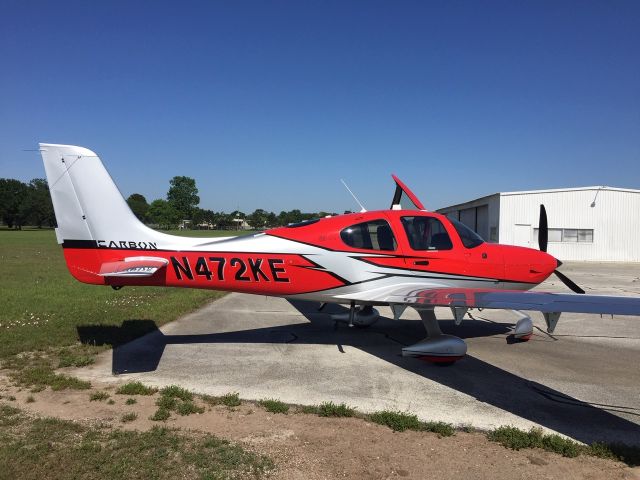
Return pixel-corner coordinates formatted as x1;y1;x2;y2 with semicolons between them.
1;1;638;213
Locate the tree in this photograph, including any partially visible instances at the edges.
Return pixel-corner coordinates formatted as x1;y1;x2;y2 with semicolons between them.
126;193;149;222
216;212;235;229
20;179;55;228
147;199;180;229
247;209;271;230
192;208;216;228
0;178;28;229
167;176;199;220
277;209;306;226
265;212;278;228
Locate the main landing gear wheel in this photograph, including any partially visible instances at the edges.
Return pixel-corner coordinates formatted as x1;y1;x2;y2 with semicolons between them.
512;311;534;342
401;308;467;365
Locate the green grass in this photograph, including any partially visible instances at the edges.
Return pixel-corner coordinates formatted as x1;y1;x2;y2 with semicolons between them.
488;426;574;454
369;410;423;432
220;392;241;408
156;395;178;411
89;391;110;402
10;366;91;391
0;230;226;359
152;386;204;420
487;426;640;465
368;410;455;436
57;346;96;368
120;412;138;423
160;385;193;401
258;399;289;414
317;402;355;418
150;407;171;422
422;421;456;437
176;401;205;416
0;404;273;479
200;392;242;408
0;404;23;426
125;398;137;405
116;381;158;396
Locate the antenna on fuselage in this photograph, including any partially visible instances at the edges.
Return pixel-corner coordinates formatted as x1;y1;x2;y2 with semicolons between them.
340;179;367;213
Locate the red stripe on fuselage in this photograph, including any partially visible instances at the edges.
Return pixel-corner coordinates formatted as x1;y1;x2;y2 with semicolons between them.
62;248;346;295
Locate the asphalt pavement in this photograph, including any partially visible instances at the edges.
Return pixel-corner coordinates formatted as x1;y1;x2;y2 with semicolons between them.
74;262;640;445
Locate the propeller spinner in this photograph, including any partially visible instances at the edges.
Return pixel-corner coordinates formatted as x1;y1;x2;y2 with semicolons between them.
538;205;585;294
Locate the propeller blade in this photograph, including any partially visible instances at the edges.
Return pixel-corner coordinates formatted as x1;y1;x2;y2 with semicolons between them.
538;204;548;252
553;269;585;294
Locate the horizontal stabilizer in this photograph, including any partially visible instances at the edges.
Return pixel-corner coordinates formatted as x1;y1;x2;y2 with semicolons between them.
99;256;169;277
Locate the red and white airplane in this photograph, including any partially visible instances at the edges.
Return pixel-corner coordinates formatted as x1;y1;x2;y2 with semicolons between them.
40;143;640;364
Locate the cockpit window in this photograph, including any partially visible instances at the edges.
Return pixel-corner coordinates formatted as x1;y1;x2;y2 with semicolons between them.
340;219;397;251
401;216;453;250
450;218;484;248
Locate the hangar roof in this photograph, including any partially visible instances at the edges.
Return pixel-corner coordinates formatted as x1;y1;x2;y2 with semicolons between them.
500;185;640;196
437;185;640;212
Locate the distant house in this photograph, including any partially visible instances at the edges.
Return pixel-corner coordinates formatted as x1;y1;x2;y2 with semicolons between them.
233;218;251;230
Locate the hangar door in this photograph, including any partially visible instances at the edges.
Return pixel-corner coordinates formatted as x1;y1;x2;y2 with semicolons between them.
476;205;489;240
458;205;489;240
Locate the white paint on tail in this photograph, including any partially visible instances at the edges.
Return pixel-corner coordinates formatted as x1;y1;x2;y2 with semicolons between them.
39;143;200;248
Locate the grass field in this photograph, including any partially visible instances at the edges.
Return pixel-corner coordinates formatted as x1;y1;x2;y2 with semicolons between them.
0;403;273;479
0;229;253;359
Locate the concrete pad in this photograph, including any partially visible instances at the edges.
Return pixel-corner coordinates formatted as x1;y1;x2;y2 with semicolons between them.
75;262;640;445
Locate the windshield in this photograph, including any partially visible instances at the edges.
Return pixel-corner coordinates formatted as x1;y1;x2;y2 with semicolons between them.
449;219;484;249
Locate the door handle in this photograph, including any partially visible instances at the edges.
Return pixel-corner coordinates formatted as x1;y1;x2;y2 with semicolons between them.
414;260;430;266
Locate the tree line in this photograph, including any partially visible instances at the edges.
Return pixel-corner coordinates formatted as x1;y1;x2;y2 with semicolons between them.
127;175;342;229
0;178;54;229
0;175;343;230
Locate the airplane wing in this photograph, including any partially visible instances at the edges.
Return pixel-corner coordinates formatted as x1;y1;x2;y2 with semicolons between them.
381;287;640;316
99;256;169;277
335;285;640;334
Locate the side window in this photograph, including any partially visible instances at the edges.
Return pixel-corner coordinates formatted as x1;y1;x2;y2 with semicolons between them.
340;220;397;251
401;216;453;251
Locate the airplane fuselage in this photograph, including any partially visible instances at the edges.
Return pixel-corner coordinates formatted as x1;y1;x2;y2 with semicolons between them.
61;210;557;304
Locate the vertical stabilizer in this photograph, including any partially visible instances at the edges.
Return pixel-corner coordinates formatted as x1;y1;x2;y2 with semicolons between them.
39;143;164;244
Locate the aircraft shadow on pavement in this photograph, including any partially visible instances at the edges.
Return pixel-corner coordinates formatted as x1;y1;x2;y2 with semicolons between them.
77;301;640;446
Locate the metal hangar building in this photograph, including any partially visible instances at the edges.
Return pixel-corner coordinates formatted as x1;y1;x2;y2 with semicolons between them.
436;186;640;262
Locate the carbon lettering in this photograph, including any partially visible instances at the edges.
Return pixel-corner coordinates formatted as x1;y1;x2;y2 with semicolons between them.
231;258;250;281
248;258;269;282
209;257;226;280
97;240;159;250
171;256;193;280
268;259;289;283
